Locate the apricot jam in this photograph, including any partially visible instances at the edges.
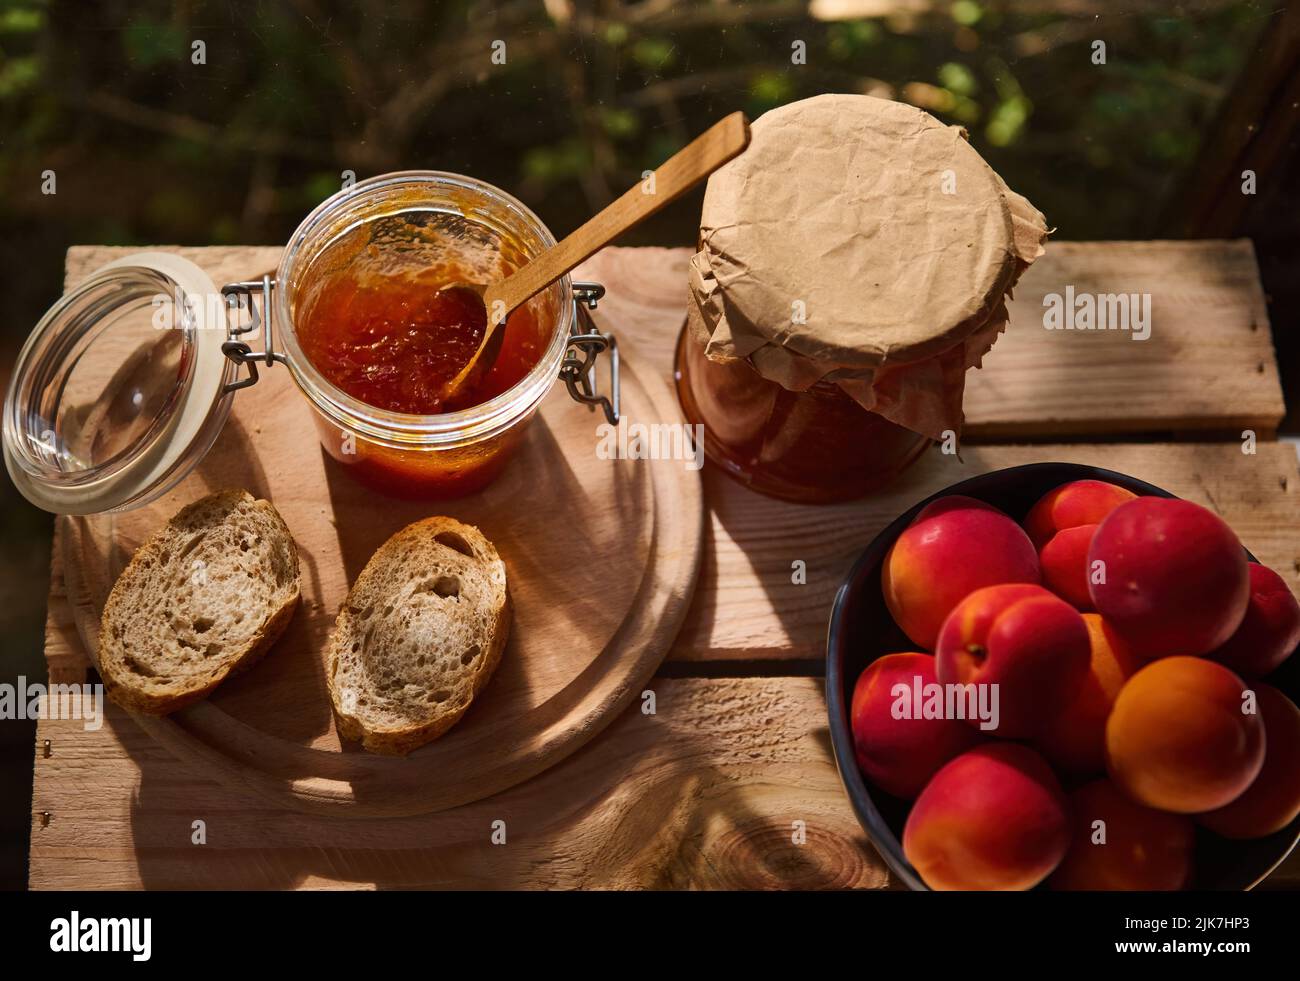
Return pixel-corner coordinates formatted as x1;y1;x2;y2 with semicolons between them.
298;267;545;416
674;327;928;503
277;174;572;500
292;265;552;498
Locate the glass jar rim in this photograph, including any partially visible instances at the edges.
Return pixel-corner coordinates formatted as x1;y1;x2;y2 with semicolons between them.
273;170;573;448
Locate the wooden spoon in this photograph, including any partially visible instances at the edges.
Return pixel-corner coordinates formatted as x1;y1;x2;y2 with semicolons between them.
437;111;751;407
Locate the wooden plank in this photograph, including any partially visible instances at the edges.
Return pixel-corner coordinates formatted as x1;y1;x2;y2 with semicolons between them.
966;241;1283;438
43;441;1299;671
43;522;90;685
582;241;1286;440
673;440;1300;661
64;239;1286;443
28;677;889;890
26;674;1300;890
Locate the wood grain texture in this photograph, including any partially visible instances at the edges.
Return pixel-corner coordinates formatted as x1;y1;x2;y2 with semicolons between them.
672;440;1300;661
56;245;703;815
43;523;90;687
28;677;889;890
26;676;1300;890
966;240;1284;437
33;242;1299;890
579;240;1286;438
61;240;1284;441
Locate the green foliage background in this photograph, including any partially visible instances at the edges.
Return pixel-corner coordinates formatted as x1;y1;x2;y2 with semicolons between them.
0;1;1269;273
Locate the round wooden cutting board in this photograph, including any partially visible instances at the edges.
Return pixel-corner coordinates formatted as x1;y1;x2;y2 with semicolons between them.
60;315;703;816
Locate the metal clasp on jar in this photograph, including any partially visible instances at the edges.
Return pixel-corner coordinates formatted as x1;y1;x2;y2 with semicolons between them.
218;276;619;424
220;273;282;393
564;282;619;425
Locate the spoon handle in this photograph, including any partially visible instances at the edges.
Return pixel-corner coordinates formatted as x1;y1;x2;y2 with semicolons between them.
486;111;751;319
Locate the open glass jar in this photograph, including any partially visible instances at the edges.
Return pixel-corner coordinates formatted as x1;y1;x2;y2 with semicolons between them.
3;172;618;514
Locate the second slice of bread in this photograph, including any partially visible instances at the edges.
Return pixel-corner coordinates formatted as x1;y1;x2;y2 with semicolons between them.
326;516;510;755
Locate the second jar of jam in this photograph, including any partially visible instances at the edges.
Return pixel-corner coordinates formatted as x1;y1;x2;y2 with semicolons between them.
674;324;927;503
681;94;1049;504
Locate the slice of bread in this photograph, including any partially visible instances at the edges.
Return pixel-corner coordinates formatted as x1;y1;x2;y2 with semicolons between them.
98;489;301;715
326;517;510;755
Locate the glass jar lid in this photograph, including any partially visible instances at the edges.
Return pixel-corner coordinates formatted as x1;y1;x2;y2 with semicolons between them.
3;252;234;515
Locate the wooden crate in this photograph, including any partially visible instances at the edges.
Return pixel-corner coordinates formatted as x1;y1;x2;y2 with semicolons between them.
30;243;1298;889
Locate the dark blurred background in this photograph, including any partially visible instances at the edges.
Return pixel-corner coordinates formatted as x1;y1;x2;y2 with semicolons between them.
1;0;1297;888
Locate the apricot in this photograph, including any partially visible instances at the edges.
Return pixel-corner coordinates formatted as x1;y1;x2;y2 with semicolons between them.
1050;780;1194;891
1088;497;1249;659
1106;656;1265;813
935;583;1090;739
1036;613;1142;775
1207;563;1300;678
902;743;1069;891
1024;479;1136;550
1198;684;1300;839
882;496;1039;651
1039;523;1098;611
850;652;982;799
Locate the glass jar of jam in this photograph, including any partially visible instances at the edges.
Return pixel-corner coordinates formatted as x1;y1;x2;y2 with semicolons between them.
3;172;617;515
271;171;591;498
683;94;1048;505
674;326;928;504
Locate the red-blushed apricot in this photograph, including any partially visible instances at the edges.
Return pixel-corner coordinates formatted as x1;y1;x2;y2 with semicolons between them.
1207;563;1300;678
850;652;983;799
1088;497;1249;659
1023;479;1137;550
1036;613;1143;775
935;583;1090;739
1050;779;1194;891
1106;657;1265;813
882;495;1039;651
1040;523;1098;611
1198;684;1300;839
902;743;1069;891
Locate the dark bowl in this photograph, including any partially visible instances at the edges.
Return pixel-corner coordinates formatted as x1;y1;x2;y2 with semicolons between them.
825;462;1300;891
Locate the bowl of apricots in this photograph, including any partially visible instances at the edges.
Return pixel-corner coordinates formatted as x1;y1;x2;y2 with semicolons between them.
826;463;1300;890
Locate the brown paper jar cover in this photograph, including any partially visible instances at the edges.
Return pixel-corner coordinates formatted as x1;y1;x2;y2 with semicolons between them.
687;94;1048;440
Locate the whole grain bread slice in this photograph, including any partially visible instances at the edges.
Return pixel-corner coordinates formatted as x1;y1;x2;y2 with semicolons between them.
326;516;510;755
97;489;301;715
